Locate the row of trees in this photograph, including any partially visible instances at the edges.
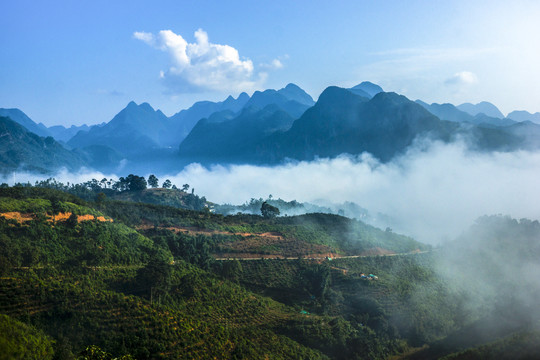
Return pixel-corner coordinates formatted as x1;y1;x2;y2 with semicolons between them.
17;176;192;194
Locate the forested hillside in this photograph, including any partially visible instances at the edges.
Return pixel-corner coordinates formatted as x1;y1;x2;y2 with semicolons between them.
0;185;539;359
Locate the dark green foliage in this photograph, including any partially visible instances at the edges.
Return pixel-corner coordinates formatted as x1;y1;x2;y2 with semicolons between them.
147;174;158;188
135;248;172;301
0;194;152;270
0;314;54;360
30;177;208;211
162;179;172;189
0;187;331;359
261;201;280;218
220;259;243;282
115;175;147;192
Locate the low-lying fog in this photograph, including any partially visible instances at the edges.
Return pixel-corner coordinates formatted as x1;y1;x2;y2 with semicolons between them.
6;139;540;245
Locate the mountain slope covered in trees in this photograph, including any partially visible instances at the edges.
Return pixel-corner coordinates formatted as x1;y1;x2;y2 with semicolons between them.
1;185;540;359
0;116;86;173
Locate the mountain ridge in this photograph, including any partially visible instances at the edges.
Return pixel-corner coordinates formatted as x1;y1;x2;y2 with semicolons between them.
0;116;86;173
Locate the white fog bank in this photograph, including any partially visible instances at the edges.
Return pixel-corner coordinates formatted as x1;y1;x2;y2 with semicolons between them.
165;141;540;244
4;140;540;244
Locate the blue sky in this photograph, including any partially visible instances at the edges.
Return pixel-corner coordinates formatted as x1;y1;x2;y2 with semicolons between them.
2;0;540;126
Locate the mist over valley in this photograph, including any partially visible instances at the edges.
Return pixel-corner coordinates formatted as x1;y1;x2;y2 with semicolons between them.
2;2;540;359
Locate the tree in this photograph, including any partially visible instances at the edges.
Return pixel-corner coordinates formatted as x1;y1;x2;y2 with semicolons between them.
50;197;64;225
182;184;190;192
125;174;147;191
96;192;107;203
113;177;127;192
261;201;280;219
148;174;159;188
66;213;78;228
162;179;172;189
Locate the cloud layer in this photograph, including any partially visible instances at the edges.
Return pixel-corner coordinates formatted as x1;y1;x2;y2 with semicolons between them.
134;29;263;93
6;141;540;245
161;141;540;244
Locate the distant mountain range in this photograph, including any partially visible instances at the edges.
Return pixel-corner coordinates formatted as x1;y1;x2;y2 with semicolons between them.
2;81;540;174
179;84;540;164
66;83;314;158
253;87;456;163
506;110;540;124
68;101;170;156
415;100;515;127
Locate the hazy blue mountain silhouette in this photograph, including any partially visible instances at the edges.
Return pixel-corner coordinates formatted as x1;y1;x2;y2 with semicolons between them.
179;104;295;162
417;101;515;127
458;101;505;119
243;83;314;119
464;120;540;152
277;83;315;106
507;110;540;124
252;87;457;163
68;101;169;156
0;116;85;173
348;81;384;98
0;108;51;138
5;81;539;173
504;121;540;148
168;92;250;144
64;84;315;157
48;124;92;143
74;145;124;172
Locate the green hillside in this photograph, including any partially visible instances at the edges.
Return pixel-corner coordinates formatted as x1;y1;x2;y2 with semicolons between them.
1;185;538;359
0;186;419;359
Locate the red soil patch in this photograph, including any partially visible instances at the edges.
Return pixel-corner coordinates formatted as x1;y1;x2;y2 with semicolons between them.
0;211;112;224
0;212;34;222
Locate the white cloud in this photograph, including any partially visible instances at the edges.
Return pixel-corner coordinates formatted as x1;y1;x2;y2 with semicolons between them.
260;58;284;70
134;28;262;93
133;31;155;45
445;71;478;86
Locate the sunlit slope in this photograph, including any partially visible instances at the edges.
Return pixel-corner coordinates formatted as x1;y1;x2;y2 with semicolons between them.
94;199;428;258
0;187;405;359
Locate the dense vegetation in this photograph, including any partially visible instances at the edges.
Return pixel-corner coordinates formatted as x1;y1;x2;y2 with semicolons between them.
12;176;208;211
1;185;539;359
